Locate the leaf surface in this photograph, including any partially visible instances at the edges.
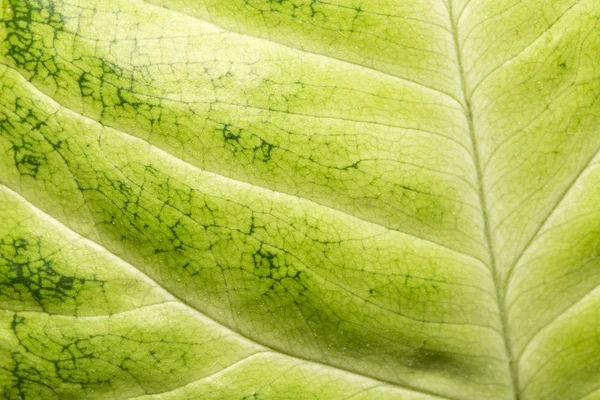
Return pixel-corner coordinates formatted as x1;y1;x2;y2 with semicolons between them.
1;0;599;399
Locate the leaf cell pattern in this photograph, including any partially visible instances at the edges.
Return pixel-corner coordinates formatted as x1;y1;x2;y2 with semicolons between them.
1;0;600;399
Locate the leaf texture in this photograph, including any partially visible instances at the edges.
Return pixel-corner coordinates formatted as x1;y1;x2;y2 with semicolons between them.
0;0;599;399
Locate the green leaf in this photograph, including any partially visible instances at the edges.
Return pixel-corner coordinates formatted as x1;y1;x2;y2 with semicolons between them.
1;0;599;398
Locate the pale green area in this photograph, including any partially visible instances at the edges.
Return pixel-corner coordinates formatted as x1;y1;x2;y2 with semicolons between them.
0;0;599;399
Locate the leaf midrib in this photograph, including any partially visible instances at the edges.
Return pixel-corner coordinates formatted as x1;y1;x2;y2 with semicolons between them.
446;2;520;399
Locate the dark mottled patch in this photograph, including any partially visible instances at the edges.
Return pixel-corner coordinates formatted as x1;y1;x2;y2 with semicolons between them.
0;235;104;311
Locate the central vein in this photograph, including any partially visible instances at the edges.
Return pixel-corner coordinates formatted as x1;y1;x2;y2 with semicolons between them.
446;2;520;399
